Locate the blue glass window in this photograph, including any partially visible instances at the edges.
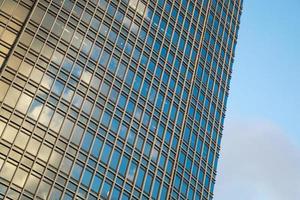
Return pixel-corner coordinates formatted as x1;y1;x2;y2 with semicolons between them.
125;42;133;55
170;105;177;121
108;57;118;73
91;175;102;193
62;58;73;72
127;130;136;146
52;80;64;96
110;150;121;170
126;100;135;115
91;137;103;159
99;51;110;67
119;123;128;140
127;161;137;182
166;24;173;40
152;179;161;199
144;142;151;157
163;98;170;115
190;132;196;149
174;174;181;189
172;31;179;46
171;7;178;19
136;167;145;188
91;45;101;61
198;168;204;183
101;181;111;199
112;187;121;199
149;87;157;104
101;143;112;164
119;156;129;176
125;69;134;86
207;147;214;165
181;180;188;196
133;74;142;92
160;185;168;199
204;175;210;189
111;118;120;133
144;173;153;194
154;40;161;53
183;127;191;143
141;81;150;98
118;94;127;109
81;169;93;187
136;136;144;152
153;12;160;27
179;151;186;166
156;92;164;109
202;143;208;160
81;132;93;152
165;130;171;145
192;164;199;178
101;111;111;127
159;153;166;169
196;138;203;154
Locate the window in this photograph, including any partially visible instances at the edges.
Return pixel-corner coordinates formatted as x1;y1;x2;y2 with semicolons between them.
81;132;94;152
111;118;120;133
111;187;121;199
60;157;73;174
126;161;137;182
133;74;142;92
91;175;103;193
72;163;83;181
101;111;111;127
109;150;121;170
61;119;74;139
62;25;74;43
136;167;145;188
101;181;111;199
16;93;32;114
125;69;134;86
0;162;16;181
119;156;129;176
152;179;161;199
81;70;92;84
99;50;110;67
3;87;21;108
82;169;93;187
72;64;82;78
126;100;135;115
28;99;43;120
37;181;50;198
144;173;153;194
100;143;112;164
25;175;39;193
127;130;136;146
37;144;51;162
91;137;103;159
108;56;118;73
27;138;41;156
14;132;29;149
71;125;84;146
52;80;64;96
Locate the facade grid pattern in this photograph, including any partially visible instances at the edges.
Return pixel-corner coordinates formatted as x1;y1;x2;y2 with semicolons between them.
0;0;242;199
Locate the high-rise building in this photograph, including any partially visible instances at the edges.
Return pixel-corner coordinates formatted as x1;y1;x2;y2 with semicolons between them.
0;0;242;199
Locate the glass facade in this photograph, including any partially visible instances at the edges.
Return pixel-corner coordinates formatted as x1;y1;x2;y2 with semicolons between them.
0;0;242;199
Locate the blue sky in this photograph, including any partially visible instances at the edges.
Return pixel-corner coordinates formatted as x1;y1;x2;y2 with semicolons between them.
228;0;300;143
214;0;300;199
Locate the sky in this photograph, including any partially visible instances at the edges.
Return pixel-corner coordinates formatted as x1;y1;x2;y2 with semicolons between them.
214;0;300;199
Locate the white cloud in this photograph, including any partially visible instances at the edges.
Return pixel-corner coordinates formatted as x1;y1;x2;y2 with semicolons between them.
214;118;300;200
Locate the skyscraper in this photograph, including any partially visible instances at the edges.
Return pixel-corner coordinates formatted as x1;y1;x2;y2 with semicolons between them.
0;0;242;199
